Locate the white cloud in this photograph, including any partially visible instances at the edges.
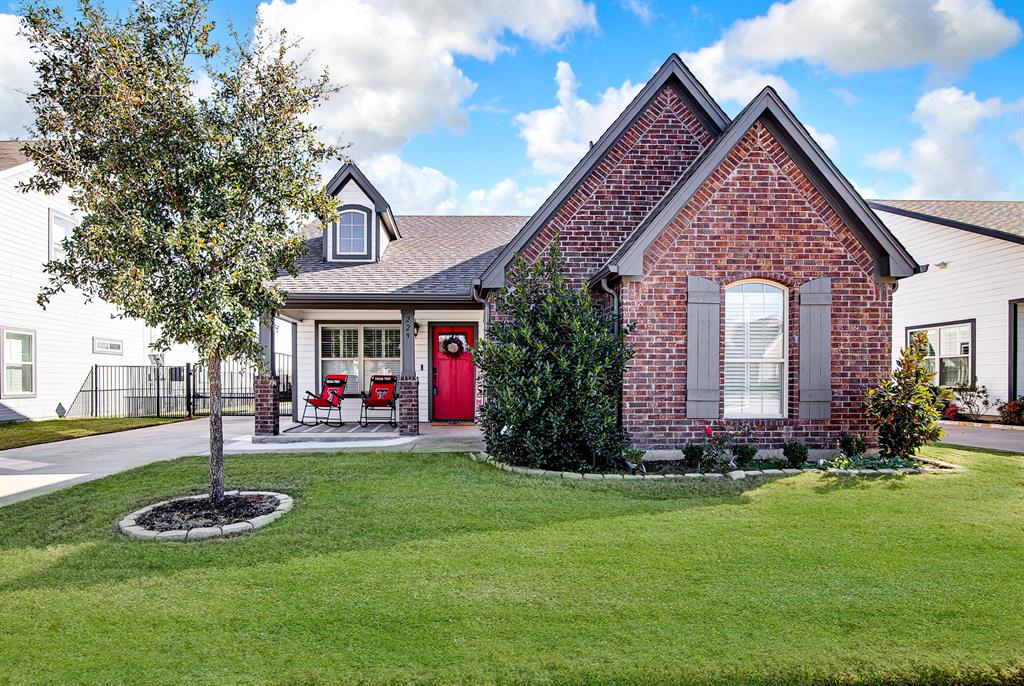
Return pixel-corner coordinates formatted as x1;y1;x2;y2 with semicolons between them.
865;147;904;172
683;0;1021;106
803;123;838;156
360;154;460;214
830;87;861;106
1013;128;1024;154
867;87;1024;199
622;0;653;24
514;61;642;176
463;177;554;214
0;13;35;138
258;0;596;158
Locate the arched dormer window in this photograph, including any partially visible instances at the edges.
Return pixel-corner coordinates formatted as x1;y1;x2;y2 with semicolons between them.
330;206;372;261
723;280;787;418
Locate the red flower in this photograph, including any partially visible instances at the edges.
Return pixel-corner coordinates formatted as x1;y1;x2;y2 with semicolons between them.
704;426;713;436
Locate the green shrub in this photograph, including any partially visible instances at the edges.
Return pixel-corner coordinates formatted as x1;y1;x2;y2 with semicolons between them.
474;240;634;473
827;453;917;470
731;443;758;469
682;443;703;470
782;441;808;468
838;431;867;457
864;332;949;459
951;379;992;420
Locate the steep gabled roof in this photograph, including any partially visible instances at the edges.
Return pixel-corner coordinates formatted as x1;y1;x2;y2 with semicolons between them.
325;162;400;239
479;54;730;289
591;87;921;284
869;200;1024;245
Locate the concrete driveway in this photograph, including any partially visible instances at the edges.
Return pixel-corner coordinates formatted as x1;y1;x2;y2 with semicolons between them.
0;417;484;507
938;422;1024;453
0;417;252;506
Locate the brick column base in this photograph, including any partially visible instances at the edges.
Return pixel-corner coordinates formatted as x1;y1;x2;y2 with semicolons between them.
254;374;280;436
398;377;419;436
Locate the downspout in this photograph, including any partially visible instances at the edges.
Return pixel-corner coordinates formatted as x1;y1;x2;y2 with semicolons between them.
598;272;620;335
472;279;490;325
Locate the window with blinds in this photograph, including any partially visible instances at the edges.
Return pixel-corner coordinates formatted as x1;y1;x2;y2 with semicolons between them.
908;322;972;387
320;325;400;392
723;281;787;417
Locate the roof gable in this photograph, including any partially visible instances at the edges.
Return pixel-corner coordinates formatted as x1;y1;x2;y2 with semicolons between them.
324;162;400;239
479;54;730;289
596;87;920;283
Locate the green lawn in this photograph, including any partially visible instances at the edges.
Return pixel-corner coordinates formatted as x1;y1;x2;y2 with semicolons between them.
0;446;1021;685
0;416;181;450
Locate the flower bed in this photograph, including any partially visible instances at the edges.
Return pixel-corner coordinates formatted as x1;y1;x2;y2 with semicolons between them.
119;491;293;541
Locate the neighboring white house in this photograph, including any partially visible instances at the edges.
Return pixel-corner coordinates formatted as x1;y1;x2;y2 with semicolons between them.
0;141;192;422
871;200;1024;409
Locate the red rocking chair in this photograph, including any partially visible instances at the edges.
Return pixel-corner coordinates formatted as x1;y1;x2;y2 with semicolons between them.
359;374;399;427
302;374;347;426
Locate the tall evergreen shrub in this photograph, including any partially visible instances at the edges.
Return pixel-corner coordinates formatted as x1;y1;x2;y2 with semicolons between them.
474;241;634;472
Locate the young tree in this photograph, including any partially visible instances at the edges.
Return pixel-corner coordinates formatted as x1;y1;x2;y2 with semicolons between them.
864;332;949;459
20;0;340;501
473;240;634;473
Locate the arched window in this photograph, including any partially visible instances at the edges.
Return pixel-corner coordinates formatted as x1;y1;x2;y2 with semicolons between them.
723;280;787;417
336;209;367;255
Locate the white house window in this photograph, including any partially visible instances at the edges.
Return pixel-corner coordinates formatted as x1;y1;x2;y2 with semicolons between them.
93;337;124;355
320;325;400;392
336;210;367;255
49;209;76;261
908;322;972;387
724;281;787;418
3;328;36;397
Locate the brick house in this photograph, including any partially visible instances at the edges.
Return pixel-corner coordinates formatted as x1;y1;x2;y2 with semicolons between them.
261;54;921;452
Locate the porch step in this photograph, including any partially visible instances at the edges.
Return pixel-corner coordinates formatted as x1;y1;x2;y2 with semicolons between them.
253;422;400;443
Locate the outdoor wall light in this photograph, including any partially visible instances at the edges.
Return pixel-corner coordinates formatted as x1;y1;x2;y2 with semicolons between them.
413;321;420;337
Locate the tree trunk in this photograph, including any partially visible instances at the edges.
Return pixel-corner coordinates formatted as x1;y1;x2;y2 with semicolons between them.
208;349;225;503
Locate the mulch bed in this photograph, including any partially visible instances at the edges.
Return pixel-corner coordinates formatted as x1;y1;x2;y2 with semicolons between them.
136;494;279;531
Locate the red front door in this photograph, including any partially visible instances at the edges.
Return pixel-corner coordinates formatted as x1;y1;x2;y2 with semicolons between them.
432;325;475;421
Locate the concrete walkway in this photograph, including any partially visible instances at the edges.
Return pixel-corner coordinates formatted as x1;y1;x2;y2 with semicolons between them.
938;422;1024;453
0;417;483;507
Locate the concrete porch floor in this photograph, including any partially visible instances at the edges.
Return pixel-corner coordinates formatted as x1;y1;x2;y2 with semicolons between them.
238;417;483;452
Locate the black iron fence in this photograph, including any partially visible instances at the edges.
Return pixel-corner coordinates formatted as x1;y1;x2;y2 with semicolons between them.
65;354;293;419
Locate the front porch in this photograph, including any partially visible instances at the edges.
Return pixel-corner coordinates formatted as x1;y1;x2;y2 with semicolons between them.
255;301;485;439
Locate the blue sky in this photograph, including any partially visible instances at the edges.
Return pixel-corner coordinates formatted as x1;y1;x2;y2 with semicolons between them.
2;0;1022;213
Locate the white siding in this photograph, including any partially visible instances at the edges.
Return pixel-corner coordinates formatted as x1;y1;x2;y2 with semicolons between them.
286;307;485;422
0;167;195;421
881;210;1024;404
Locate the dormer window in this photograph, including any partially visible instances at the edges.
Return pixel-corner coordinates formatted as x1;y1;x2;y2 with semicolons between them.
329;205;372;261
337;209;367;254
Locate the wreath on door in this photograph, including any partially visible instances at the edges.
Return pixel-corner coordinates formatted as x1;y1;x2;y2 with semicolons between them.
441;335;466;358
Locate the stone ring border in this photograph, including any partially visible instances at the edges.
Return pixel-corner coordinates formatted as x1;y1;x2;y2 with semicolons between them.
469;452;962;481
119;491;293;541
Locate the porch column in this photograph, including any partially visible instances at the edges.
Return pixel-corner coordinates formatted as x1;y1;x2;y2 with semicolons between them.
398;308;419;436
255;318;279;436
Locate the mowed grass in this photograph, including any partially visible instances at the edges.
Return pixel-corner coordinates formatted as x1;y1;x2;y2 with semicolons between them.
0;416;180;450
0;446;1022;685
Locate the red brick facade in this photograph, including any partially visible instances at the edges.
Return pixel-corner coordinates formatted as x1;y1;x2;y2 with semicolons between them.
398;377;419;436
254;374;280;437
519;84;715;286
621;122;892;449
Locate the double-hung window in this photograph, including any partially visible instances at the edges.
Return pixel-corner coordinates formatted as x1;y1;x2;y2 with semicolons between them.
724;281;787;418
335;210;367;256
907;322;972;387
320;325;400;393
2;328;36;397
49;209;76;261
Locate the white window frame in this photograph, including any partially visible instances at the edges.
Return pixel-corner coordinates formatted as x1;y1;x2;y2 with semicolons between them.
723;279;788;419
335;209;368;256
1;326;37;399
48;209;77;261
93;337;124;355
906;320;974;388
319;324;401;393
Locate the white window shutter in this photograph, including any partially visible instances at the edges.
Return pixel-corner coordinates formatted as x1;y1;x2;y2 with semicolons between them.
799;277;832;419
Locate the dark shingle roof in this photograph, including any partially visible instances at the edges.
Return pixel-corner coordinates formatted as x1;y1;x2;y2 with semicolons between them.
278;215;527;299
0;141;30;172
871;199;1023;239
